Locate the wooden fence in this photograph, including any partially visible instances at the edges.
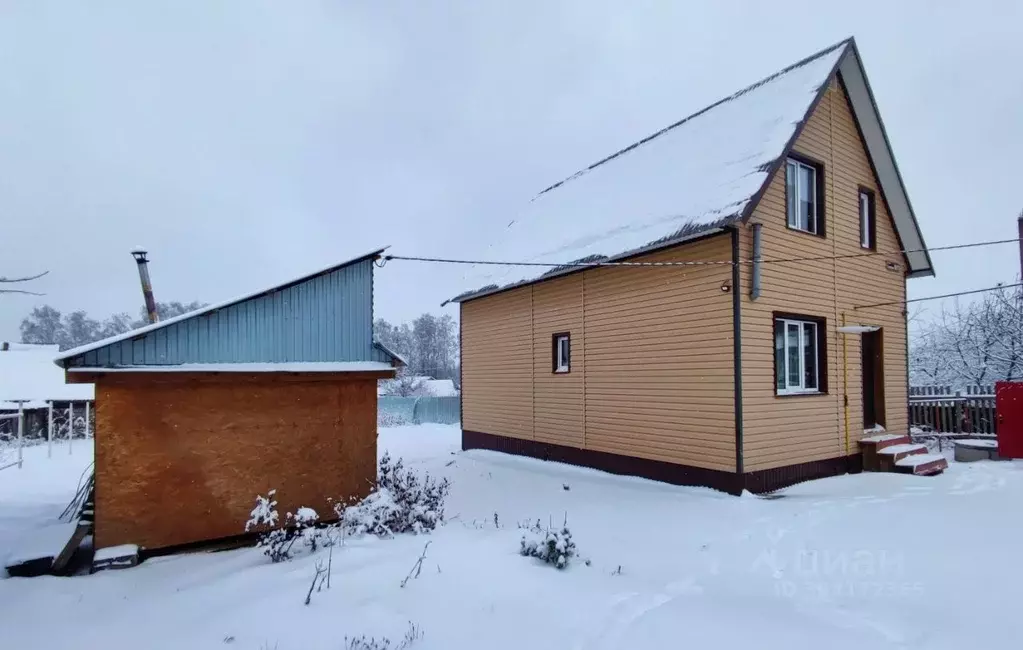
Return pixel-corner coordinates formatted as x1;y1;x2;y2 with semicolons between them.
909;386;996;435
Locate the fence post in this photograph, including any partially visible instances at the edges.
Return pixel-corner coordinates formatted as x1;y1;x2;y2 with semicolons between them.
47;401;54;459
85;401;91;439
953;391;963;434
17;403;24;469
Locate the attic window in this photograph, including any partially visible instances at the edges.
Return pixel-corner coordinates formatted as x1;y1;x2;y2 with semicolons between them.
859;188;876;250
785;156;824;236
552;333;570;374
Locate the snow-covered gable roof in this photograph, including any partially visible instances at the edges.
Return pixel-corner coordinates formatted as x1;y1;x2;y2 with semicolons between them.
54;248;403;371
0;344;94;403
422;379;458;397
447;37;932;304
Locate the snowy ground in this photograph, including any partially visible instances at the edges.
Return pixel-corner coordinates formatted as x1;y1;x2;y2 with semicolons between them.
1;426;1021;649
0;439;92;567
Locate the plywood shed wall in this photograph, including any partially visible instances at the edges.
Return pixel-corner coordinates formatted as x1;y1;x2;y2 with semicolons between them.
93;372;378;550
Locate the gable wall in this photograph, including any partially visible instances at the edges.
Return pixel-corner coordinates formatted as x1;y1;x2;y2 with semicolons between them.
461;233;737;473
738;77;908;472
71;259;377;367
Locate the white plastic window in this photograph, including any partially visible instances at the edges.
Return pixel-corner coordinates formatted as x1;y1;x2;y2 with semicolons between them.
859;191;874;249
554;335;570;373
786;158;818;234
774;318;820;394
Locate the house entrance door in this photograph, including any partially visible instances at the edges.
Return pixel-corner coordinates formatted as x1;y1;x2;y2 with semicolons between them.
861;330;885;429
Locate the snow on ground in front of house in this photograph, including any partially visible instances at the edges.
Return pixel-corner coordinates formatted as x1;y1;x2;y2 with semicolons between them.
1;427;1021;649
0;439;92;567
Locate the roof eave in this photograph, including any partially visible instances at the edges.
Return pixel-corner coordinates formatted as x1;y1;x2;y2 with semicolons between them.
839;39;934;278
373;341;408;367
445;224;731;305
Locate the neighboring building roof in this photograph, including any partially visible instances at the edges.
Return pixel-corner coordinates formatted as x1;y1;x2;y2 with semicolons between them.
377;376;459;397
55;248;403;371
447;37;932;304
422;378;458;397
0;343;94;403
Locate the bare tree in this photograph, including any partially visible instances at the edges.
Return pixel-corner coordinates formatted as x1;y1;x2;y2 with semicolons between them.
0;270;48;296
910;281;1023;389
381;369;427;397
20;300;208;350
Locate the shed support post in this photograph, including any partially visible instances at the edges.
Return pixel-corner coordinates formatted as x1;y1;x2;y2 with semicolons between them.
85;401;91;439
68;402;73;455
47;401;53;458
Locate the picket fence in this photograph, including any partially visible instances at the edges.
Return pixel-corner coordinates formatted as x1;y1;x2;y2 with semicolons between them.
908;386;996;435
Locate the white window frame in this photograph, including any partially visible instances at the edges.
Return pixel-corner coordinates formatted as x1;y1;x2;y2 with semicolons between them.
775;317;821;395
786;158;819;235
554;334;570;373
859;190;874;249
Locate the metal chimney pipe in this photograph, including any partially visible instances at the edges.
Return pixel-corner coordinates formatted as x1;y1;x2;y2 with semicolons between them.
130;249;159;324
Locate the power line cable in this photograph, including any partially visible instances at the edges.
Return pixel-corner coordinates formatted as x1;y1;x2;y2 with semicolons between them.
854;283;1023;310
381;237;1020;269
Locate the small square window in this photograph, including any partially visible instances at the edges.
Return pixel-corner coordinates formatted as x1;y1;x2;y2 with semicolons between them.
785;157;823;236
552;333;570;373
774;315;826;395
859;189;876;250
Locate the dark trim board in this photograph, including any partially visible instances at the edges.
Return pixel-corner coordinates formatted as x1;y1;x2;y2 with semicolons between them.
463;430;861;495
463;430;743;495
744;454;861;494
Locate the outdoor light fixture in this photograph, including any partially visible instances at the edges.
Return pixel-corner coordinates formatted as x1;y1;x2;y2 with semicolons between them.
837;325;881;334
720;280;732;293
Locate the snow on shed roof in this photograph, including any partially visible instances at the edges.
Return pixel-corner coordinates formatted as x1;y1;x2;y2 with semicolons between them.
54;247;392;366
447;37;932;304
0;344;94;403
66;362;395;374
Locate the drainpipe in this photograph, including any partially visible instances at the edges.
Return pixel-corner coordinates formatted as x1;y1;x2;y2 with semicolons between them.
750;222;762;301
842;313;850;456
130;250;159;324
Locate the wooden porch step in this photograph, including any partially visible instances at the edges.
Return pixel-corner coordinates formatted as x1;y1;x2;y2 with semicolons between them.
859;434;912;472
877;443;928;461
895;453;948;476
92;544;140;572
875;443;928;472
858;433;911;450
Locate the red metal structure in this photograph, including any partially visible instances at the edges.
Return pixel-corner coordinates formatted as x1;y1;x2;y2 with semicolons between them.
996;381;1023;459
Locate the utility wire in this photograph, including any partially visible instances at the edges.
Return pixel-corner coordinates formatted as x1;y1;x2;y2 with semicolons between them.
382;237;1020;269
854;283;1023;310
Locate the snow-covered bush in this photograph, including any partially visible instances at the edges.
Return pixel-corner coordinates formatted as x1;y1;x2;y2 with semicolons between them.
245;491;322;563
520;521;576;569
246;490;281;530
377;410;408;428
338;453;450;537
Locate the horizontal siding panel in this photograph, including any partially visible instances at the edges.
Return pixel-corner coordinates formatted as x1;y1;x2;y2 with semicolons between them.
461;232;736;474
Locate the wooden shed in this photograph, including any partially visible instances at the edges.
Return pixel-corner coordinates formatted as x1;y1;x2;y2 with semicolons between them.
54;249;403;552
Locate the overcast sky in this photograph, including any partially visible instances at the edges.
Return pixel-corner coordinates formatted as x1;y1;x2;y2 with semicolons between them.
1;1;1021;341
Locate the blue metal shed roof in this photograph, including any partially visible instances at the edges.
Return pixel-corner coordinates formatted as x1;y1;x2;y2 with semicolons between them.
56;248;402;370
